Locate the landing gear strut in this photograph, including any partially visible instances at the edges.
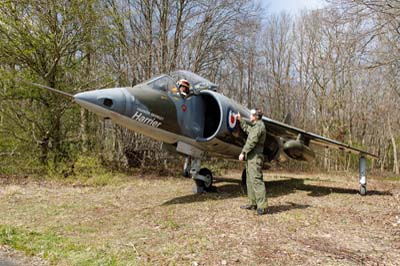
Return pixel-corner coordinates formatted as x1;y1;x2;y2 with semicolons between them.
241;168;247;194
190;158;213;193
175;142;213;193
182;157;191;178
359;155;367;196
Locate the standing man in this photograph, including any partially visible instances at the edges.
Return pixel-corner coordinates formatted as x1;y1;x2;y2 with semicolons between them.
237;108;267;215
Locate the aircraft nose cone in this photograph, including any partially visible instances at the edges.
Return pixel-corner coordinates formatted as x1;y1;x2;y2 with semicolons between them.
74;88;127;115
74;90;97;104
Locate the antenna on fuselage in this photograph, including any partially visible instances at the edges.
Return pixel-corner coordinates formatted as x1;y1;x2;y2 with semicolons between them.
19;80;74;99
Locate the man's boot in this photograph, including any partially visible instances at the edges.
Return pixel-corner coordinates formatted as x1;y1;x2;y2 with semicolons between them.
256;208;266;215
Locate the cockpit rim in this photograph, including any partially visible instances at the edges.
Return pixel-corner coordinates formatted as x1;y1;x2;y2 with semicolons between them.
144;70;218;93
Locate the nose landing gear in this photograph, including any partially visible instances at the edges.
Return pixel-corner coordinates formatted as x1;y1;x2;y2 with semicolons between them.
176;142;214;193
190;158;213;193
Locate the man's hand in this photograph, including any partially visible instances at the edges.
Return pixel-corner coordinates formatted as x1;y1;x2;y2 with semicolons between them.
239;153;245;161
236;112;241;121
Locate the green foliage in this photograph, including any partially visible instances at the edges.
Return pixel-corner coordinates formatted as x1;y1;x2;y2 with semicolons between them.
0;129;43;175
0;0;110;175
70;155;130;186
40;155;129;186
383;176;400;182
74;155;108;178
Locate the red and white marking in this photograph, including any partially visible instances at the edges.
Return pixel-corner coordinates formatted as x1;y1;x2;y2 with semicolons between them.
181;104;187;112
228;109;237;130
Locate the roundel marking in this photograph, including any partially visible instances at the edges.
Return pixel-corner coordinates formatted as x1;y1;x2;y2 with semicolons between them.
227;107;237;131
181;104;187;112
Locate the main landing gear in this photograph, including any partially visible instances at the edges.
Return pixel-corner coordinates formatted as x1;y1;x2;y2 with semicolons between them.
241;168;247;194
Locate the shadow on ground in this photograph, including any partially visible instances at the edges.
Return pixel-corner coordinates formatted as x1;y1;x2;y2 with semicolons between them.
266;202;310;214
162;176;392;206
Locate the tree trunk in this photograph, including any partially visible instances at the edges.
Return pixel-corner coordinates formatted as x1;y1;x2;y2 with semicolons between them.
388;118;399;174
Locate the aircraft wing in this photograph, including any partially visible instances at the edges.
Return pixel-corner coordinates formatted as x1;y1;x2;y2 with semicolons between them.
262;116;378;158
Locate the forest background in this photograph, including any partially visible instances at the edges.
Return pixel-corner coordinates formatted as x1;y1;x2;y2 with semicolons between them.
0;0;399;177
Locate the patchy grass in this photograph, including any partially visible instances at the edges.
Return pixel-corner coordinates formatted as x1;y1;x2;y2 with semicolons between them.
383;176;400;182
52;172;131;187
0;225;120;265
0;171;399;265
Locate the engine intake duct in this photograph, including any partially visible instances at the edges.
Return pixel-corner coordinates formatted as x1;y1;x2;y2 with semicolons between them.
283;140;315;162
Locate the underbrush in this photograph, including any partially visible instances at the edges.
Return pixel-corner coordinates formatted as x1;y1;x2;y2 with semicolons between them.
0;152;243;186
45;155;131;186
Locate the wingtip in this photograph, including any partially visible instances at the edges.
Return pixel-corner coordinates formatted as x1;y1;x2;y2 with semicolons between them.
360;152;379;159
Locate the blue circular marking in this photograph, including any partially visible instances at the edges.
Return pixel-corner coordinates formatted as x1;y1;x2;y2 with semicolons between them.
226;107;237;132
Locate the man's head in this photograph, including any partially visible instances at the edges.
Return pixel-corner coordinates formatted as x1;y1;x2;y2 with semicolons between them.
178;79;190;96
250;108;263;122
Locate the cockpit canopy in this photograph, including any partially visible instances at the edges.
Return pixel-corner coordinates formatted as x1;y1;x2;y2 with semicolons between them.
146;75;176;92
170;70;218;92
145;70;218;93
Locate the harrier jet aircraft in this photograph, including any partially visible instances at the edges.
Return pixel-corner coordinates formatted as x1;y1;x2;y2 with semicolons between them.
32;70;377;195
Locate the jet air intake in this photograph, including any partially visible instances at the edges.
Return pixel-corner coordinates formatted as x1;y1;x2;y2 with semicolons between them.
283;140;315;162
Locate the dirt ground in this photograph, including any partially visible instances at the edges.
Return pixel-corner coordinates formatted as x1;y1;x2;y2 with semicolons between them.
0;245;48;266
0;171;399;265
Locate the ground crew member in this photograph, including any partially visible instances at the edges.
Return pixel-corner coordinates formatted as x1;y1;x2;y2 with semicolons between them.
237;108;267;215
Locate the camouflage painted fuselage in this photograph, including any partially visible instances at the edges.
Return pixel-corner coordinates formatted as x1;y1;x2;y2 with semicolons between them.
74;70;377;163
74;71;280;160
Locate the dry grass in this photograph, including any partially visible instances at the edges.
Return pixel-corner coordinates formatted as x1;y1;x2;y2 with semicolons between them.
0;171;399;265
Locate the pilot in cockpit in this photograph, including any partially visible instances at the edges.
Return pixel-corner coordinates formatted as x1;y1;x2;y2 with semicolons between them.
177;79;192;99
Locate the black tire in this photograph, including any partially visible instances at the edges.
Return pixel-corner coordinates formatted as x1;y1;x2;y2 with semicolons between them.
241;168;247;194
195;168;213;191
182;170;190;178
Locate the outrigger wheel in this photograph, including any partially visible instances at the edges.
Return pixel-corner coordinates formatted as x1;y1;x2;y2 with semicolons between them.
195;168;213;191
359;185;367;196
182;170;190;178
359;156;367;196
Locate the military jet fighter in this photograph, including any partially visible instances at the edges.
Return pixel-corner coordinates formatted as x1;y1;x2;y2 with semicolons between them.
31;70;377;195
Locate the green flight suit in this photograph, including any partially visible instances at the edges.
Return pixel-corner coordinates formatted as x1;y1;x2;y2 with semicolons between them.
240;119;267;209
